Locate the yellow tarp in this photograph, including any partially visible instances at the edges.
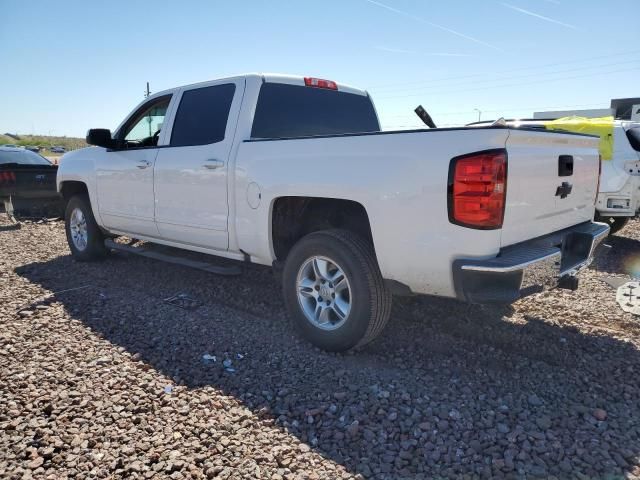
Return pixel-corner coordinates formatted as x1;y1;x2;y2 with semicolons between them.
543;116;614;160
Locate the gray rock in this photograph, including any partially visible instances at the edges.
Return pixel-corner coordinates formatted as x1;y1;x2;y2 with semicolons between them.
535;416;552;430
497;423;510;434
527;394;543;407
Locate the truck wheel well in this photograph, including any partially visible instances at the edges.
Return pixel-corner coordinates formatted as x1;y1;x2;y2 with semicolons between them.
60;181;88;201
272;196;374;261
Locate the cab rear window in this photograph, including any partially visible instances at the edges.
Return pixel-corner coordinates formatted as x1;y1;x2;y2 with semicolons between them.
251;83;380;139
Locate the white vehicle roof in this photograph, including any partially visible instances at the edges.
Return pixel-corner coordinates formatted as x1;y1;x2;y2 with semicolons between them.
151;73;369;98
618;120;640;129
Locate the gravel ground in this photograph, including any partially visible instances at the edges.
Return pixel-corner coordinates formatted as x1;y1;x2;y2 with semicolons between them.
1;215;640;479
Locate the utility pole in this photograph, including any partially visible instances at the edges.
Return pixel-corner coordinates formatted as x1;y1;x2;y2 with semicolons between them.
145;82;152;137
474;108;482;122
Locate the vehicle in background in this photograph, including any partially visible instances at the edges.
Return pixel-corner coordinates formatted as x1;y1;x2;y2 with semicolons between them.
469;118;640;234
50;146;66;153
595;121;640;233
0;146;63;218
25;145;41;152
2;144;20;148
57;73;608;351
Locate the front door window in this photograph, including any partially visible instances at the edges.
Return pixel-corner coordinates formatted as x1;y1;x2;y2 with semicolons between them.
121;96;171;148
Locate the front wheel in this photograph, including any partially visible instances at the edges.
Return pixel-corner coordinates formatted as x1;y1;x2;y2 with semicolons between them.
282;229;392;352
64;194;107;261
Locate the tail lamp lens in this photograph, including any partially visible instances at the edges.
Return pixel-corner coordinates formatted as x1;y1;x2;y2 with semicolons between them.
448;149;507;229
0;171;16;183
304;77;338;90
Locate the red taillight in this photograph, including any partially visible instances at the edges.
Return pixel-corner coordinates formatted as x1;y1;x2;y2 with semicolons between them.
304;77;338;90
448;149;507;229
0;171;16;184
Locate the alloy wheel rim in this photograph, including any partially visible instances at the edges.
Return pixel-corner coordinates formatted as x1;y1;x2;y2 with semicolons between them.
296;255;352;330
69;207;88;251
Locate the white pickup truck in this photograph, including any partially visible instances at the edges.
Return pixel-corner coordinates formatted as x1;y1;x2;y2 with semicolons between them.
57;73;609;351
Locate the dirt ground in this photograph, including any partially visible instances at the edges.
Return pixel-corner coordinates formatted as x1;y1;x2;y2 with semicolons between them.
1;215;639;479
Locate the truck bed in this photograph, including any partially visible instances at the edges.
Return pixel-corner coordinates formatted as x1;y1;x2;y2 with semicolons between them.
237;125;600;296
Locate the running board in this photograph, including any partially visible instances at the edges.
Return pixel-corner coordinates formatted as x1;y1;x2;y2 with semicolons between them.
104;239;242;276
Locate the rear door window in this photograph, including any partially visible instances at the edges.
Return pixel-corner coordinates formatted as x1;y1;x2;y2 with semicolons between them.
170;83;236;147
251;83;380;138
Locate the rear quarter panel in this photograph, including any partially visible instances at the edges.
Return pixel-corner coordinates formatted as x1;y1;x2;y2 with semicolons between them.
234;128;510;297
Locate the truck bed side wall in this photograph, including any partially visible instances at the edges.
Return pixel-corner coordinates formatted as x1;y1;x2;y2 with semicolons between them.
234;129;510;297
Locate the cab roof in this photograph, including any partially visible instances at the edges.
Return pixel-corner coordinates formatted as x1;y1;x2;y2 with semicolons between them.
153;73;369;98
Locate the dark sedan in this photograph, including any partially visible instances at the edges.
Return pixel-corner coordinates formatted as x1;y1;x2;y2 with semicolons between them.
0;147;63;218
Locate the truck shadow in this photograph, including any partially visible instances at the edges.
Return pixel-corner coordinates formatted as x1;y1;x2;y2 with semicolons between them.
14;253;640;478
592;233;640;277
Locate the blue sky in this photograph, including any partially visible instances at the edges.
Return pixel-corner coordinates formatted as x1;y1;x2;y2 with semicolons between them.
1;0;638;137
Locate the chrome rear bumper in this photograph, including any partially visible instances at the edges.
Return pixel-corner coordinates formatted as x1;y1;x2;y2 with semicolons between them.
453;221;610;303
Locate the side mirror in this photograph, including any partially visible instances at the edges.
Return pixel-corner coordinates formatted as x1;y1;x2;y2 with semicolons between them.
86;128;115;149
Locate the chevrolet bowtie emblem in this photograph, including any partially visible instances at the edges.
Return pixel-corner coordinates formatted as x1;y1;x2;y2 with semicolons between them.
555;181;573;199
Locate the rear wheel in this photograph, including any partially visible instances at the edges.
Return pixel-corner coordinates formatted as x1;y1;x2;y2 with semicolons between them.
64;194;107;261
282;229;391;352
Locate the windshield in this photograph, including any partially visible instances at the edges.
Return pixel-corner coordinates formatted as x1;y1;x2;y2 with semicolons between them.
626;127;640;152
0;149;52;165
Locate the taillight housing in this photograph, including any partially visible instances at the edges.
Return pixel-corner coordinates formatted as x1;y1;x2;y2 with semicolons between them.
0;171;16;184
304;77;338;90
448;149;507;229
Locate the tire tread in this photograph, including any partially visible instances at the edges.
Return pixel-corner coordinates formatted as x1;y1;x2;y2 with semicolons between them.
65;194;107;261
310;229;392;348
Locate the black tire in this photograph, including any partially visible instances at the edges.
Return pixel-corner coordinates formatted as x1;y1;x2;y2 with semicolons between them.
596;214;630;236
282;229;392;352
64;194;107;261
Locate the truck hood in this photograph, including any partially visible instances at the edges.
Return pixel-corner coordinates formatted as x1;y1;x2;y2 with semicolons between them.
58;146;100;165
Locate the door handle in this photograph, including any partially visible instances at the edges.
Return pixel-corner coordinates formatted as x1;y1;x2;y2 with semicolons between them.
203;159;225;169
558;155;573;177
136;160;152;169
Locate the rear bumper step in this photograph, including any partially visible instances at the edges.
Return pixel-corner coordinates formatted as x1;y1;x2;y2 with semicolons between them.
453;221;610;303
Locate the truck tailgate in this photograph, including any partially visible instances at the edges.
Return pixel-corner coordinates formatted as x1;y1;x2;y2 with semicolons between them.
501;129;600;247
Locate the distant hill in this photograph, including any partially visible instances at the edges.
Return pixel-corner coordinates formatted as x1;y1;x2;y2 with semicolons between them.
0;133;87;153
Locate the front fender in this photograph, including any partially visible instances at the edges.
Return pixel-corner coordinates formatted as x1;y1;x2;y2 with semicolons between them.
56;147;104;225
